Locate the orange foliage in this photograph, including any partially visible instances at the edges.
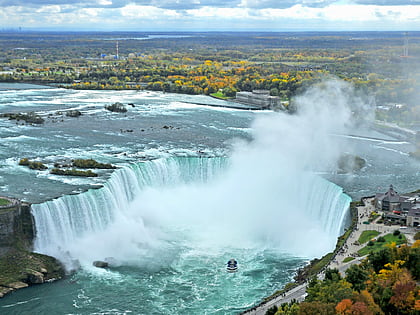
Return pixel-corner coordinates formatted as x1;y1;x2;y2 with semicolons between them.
336;299;352;314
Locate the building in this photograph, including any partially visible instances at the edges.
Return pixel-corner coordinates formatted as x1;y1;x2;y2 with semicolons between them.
375;185;402;212
235;90;281;109
375;185;420;227
407;203;420;227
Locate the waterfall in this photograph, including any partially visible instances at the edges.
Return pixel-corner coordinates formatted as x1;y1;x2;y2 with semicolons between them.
31;157;227;267
32;156;350;268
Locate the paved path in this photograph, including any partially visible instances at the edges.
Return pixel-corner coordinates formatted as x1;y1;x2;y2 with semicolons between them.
241;197;418;315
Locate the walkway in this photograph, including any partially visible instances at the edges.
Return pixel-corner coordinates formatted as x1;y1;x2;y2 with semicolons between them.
241;197;418;315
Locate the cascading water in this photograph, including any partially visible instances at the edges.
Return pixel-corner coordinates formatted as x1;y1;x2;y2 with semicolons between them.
6;80;363;314
32;156;350;271
32;157;228;268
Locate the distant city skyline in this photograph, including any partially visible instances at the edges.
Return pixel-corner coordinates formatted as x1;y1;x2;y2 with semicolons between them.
0;0;419;31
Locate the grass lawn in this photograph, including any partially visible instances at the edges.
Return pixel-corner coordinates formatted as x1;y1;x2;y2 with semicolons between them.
358;233;407;256
343;257;355;263
0;198;11;206
210;92;231;100
358;230;380;244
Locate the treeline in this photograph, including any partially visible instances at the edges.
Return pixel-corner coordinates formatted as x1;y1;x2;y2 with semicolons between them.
267;240;420;315
0;31;419;117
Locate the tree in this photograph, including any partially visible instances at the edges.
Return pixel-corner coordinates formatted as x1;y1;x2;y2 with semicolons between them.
298;301;335;315
265;305;277;315
306;279;354;304
324;268;342;282
389;280;417;313
407;246;420;279
345;264;368;291
369;248;393;273
356;290;384;315
335;299;352;314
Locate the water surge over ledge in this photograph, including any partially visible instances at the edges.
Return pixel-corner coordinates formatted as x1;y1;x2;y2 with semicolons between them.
32;156;350;270
32;80;361;271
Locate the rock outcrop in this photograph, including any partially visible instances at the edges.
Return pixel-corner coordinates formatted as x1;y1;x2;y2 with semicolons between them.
0;197;65;298
337;154;366;174
65;110;82;117
0;198;33;253
93;260;109;268
105;102;127;113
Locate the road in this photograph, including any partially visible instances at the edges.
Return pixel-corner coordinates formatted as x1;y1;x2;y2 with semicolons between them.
240;197;418;315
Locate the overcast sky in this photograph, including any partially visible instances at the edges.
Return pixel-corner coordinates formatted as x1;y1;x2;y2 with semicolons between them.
0;0;419;31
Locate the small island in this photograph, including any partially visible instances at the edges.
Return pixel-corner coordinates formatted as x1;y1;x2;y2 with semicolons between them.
18;158;116;177
0;112;45;125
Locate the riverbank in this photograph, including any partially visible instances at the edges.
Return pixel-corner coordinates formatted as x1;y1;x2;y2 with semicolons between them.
241;196;418;315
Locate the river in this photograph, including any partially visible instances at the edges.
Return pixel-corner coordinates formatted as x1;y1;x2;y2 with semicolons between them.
0;83;418;314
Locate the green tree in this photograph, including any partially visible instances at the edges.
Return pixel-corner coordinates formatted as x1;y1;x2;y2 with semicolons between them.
297;301;335;315
324;268;342;282
345;264;368;291
369;248;393;273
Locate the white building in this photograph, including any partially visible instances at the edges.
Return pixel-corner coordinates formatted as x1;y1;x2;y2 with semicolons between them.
235;90;281;109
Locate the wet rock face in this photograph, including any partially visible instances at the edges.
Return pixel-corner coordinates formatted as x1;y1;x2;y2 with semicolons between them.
27;270;45;284
0;199;65;298
0;199;33;251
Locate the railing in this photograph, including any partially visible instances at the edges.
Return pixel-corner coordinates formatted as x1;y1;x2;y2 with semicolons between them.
0;197;20;209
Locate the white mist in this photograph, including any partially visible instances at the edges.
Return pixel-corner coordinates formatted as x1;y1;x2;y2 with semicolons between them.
32;79;363;269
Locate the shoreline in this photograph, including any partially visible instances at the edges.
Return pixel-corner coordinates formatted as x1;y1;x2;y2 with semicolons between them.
241;196;418;314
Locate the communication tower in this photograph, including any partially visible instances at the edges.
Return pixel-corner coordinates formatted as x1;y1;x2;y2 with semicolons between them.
402;32;409;57
116;41;119;59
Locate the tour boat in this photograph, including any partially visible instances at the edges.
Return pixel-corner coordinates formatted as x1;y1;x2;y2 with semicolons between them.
227;259;238;272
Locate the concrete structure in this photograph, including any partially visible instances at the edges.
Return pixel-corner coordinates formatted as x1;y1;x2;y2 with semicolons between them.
235;90;281;109
407;203;420;227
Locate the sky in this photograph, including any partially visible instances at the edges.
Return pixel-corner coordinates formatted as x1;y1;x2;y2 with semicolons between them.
0;0;419;31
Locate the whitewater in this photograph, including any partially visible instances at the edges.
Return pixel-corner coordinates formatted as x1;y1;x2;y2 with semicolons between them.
0;81;418;314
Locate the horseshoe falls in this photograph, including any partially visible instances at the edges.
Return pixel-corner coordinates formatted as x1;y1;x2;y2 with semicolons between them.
29;156;350;314
1;83;370;314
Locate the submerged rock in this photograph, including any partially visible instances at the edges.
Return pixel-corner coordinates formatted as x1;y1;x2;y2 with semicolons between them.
93;260;109;268
105;102;127;113
337;154;366;174
0;112;44;124
65;110;82;117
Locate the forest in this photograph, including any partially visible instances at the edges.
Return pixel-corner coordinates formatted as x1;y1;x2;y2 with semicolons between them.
0;31;419;126
267;238;420;315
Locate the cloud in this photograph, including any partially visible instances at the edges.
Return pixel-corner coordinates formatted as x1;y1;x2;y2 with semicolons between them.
1;0;420;30
239;0;337;9
352;0;420;5
1;0;420;11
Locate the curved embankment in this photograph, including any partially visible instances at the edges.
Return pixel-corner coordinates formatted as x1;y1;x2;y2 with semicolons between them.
0;197;64;298
241;195;419;315
240;199;360;315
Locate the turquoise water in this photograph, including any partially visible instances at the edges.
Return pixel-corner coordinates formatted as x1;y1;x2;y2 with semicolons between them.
0;84;418;314
0;251;305;315
22;157;350;314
